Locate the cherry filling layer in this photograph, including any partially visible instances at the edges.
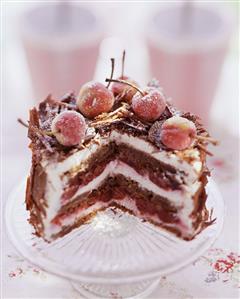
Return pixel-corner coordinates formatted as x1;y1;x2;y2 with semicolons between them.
61;143;184;203
53;175;180;226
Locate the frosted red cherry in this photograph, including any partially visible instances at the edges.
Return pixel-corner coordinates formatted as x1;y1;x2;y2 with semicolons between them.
111;76;139;103
77;81;114;119
51;111;86;146
131;87;166;122
160;116;197;150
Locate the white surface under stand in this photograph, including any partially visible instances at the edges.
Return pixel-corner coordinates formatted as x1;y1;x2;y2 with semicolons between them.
5;179;224;298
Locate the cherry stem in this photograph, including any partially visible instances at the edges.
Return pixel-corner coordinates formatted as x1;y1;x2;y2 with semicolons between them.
17;118;29;128
105;78;144;96
106;58;115;88
121;50;126;77
196;135;219;146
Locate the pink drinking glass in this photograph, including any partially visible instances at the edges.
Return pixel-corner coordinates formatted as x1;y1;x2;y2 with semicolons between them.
20;3;104;101
147;4;232;124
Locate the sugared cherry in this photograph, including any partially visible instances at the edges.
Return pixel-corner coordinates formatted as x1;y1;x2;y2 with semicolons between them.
77;81;114;118
160;116;197;150
131;87;166;122
111;75;139;103
51;111;86;146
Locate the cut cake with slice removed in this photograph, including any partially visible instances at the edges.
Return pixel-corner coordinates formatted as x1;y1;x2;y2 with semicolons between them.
25;80;215;242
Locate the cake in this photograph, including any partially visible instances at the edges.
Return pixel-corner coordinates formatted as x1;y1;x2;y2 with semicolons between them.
25;59;216;242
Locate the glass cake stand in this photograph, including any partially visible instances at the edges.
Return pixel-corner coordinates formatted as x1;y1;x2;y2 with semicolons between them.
5;178;224;299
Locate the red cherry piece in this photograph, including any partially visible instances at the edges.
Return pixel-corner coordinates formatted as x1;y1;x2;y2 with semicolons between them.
77;81;114;118
131;87;166;122
160;116;197;150
51;111;86;146
111;76;139;103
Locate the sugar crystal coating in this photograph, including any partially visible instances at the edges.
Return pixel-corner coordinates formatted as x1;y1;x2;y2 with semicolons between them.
77;81;114;118
131;87;166;122
160;116;197;150
51;111;86;146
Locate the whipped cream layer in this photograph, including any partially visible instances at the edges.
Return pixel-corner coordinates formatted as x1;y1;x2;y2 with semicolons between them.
43;130;203;183
111;131;203;184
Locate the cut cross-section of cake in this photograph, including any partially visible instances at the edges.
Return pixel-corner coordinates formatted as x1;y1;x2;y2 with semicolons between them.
25;76;216;242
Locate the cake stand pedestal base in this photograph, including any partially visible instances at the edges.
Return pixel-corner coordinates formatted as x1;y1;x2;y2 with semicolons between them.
5;180;224;299
71;279;160;299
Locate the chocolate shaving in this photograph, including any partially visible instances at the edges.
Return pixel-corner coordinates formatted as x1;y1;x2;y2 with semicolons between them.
197;144;213;156
159;105;174;120
121;116;150;134
182;112;207;135
204;207;216;227
148;121;163;147
34;131;54;153
84;126;96;141
90;103;130;128
61;92;77;105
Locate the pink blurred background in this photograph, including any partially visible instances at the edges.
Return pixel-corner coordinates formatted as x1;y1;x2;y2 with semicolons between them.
2;2;239;298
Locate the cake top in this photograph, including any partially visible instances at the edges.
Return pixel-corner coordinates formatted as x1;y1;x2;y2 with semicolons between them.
26;54;217;164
